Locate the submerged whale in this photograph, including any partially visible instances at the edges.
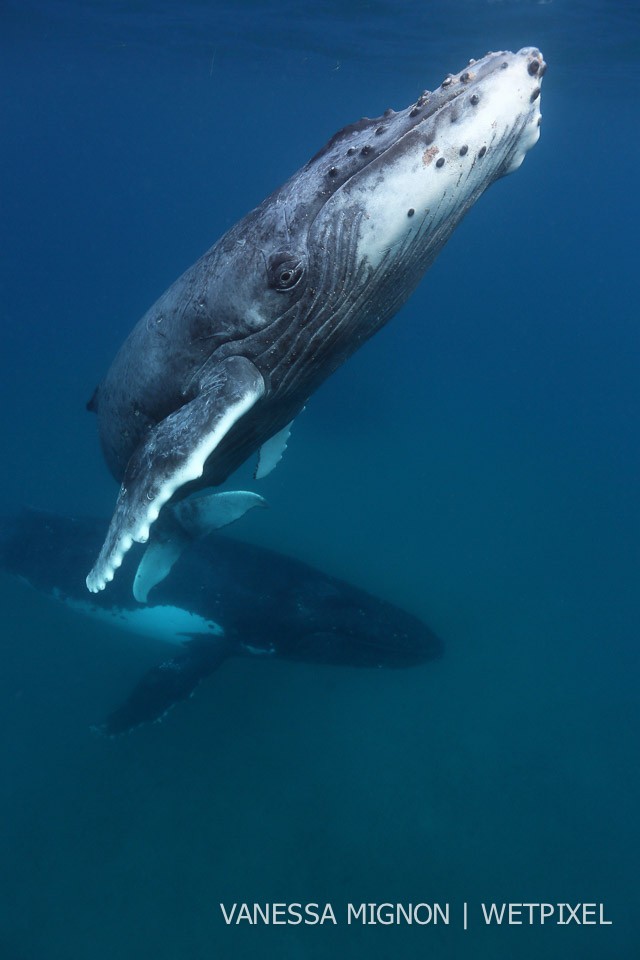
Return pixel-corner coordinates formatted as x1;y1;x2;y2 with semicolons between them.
87;48;545;593
1;509;442;734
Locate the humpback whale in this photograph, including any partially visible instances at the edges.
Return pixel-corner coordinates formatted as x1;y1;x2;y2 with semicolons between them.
1;509;442;734
86;47;545;593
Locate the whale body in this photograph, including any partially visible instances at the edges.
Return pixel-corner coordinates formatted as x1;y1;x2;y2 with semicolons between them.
86;48;545;593
1;509;442;734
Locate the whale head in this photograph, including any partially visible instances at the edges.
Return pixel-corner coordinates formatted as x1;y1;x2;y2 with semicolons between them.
209;46;547;396
292;47;545;342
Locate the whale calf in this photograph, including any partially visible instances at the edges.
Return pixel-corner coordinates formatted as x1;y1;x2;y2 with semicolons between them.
87;47;545;593
1;509;442;734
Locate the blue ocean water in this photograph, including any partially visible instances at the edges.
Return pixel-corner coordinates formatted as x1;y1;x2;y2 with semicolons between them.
1;1;638;958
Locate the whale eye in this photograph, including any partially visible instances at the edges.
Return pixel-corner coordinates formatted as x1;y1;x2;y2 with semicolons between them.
267;252;306;292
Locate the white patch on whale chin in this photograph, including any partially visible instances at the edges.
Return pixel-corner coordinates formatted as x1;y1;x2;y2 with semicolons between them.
352;53;542;270
58;592;224;646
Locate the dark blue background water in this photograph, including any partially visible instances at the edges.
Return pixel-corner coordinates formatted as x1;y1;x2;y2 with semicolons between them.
1;2;638;958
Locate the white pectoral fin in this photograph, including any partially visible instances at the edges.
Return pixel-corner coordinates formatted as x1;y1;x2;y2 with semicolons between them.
132;535;187;605
133;489;267;603
173;489;267;537
86;356;265;594
255;420;294;480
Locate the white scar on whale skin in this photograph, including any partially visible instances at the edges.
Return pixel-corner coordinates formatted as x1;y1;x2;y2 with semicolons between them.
86;387;263;594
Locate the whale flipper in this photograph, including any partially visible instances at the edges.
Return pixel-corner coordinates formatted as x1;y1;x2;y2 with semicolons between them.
133;490;267;603
86;356;265;594
95;637;232;736
255;421;294;479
